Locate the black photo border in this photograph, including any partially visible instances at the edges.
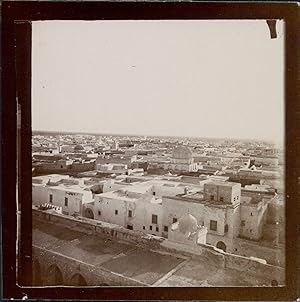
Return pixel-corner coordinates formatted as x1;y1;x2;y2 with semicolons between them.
2;1;299;300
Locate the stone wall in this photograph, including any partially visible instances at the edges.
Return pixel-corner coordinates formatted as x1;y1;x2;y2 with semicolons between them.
32;209;284;285
232;237;285;267
33;209;164;248
33;245;144;286
224;252;285;283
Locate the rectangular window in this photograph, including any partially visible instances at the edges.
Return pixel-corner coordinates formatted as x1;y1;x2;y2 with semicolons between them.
173;218;178;223
128;210;132;218
241;220;245;226
49;194;53;203
98;210;101;216
220;197;224;202
164;226;168;232
143;226;145;230
127;225;133;230
210;195;214;201
153;192;156;196
210;220;217;231
64;197;68;207
156;226;159;232
149;226;152;230
115;210;118;215
152;214;158;224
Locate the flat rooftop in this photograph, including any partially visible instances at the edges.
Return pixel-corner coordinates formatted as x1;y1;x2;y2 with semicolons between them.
33;215;274;287
204;181;240;187
33;217;183;285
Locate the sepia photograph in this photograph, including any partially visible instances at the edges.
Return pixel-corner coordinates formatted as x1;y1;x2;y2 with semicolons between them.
29;19;286;288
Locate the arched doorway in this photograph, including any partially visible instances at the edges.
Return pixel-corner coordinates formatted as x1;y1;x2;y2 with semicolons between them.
32;260;42;286
216;241;227;252
84;208;94;219
70;273;87;286
45;264;63;285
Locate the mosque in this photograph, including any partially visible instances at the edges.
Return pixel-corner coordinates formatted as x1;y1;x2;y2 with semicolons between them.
163;146;198;172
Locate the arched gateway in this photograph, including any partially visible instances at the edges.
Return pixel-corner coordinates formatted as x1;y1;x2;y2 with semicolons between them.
216;241;227;252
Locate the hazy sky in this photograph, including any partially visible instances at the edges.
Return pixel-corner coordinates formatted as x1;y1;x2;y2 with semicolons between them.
32;20;284;142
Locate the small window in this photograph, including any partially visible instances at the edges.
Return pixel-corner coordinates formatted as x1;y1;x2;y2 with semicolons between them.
164;226;168;232
235;248;238;252
250;212;253;216
156;226;159;232
237;195;239;200
224;224;229;233
173;218;178;223
152;214;158;224
250;229;253;233
210;195;214;201
128;210;132;218
127;225;133;230
64;197;68;207
98;210;101;216
115;210;118;215
49;194;53;203
233;197;236;202
61;165;63;169
143;226;145;230
241;220;245;226
149;226;152;230
153;192;156;196
210;220;217;231
220;197;224;202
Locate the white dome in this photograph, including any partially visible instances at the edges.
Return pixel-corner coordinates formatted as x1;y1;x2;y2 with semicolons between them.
172;146;192;159
178;214;198;234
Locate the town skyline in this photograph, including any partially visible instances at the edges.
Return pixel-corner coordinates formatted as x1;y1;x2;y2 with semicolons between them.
32;128;282;145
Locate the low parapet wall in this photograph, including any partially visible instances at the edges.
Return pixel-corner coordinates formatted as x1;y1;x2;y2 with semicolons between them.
33;208;164;248
224;251;284;283
32;209;284;284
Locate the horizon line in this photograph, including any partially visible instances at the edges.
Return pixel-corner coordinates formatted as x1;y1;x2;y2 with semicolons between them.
32;129;282;144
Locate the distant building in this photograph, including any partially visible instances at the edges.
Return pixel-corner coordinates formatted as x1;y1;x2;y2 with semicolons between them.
33;158;96;174
60;145;75;153
74;144;85;152
95;154;136;169
255;156;279;167
96;163;128;175
148;146;198;172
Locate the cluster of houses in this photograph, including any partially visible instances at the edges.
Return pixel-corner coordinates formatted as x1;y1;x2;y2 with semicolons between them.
31;136;284;266
32;167;284;265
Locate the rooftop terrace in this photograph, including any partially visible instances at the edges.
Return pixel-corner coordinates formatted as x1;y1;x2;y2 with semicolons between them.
33;213;278;286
